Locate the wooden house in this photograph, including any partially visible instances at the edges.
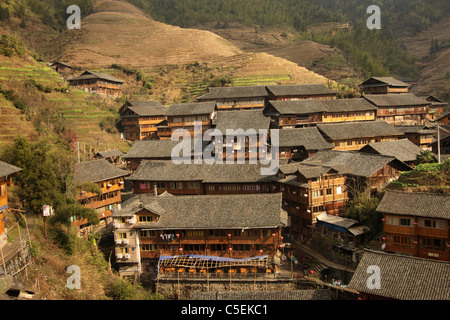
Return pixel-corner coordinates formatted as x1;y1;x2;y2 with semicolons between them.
436;111;450;125
301;150;412;191
119;101;167;141
348;249;450;300
430;128;450;158
197;86;268;110
50;61;75;77
164;101;216;138
73;159;130;236
277;163;348;242
278;127;334;161
316;121;402;151
377;190;450;261
314;212;368;247
93;150;124;165
127;160;279;196
363;93;430;125
419;95;447;120
393;125;436;150
213;109;271;161
112;193;287;276
359;77;410;95
359;138;425;167
0;161;21;247
122;140;196;172
265;84;337;101
67;71;125;98
264;98;377;129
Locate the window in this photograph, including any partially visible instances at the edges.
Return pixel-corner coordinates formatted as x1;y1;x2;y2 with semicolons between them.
186;230;204;237
326;188;332;195
139;215;155;223
400;218;411;226
141;244;157;251
156;182;166;189
186;182;200;189
170;182;183;189
118;247;128;254
140;230;156;237
0;184;6;197
424;220;436;228
336;186;342;194
312;190;323;198
118;232;127;239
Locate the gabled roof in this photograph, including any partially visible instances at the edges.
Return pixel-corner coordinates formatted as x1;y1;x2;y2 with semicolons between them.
166;101;216;116
302;150;411;177
394;125;435;134
359;139;424;163
202;163;276;183
73;159;130;184
359;77;410;88
363;93;429;107
278;127;334;150
320;98;377;112
95;150;123;159
214;110;270;133
375;190;450;219
265;100;326;115
50;61;74;68
265;84;336;97
68;71;125;83
120;101;166;117
316;212;368;236
348;249;450;300
123;140;195;159
316;121;402;140
197;86;268;100
113;193;286;230
0;160;21;178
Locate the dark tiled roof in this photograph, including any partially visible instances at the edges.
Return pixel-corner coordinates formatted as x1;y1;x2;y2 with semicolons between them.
375;190;450;219
348;249;450;300
68;71;125;83
363;93;429;107
394;125;435;134
359;139;424;162
0;160;21;178
128;160;277;183
214;110;270;133
278;127;334;150
114;193;286;230
95;150;123;159
302;150;411;177
320;98;377;112
197;86;268;100
73;159;130;184
123;140;187;159
360;77;410;88
266;100;326;115
265;83;336;97
120;101;167;117
189;289;332;300
316;121;402;140
166;101;216;116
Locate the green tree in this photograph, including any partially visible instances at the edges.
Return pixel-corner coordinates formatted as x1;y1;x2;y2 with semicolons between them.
416;150;437;164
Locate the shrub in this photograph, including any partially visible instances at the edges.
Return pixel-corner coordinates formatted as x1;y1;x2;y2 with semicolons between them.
414;163;442;172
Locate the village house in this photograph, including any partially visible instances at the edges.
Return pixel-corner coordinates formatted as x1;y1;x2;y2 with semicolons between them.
277;163;348;242
430;128;450;159
160;101;216;139
348;249;450;300
278;127;334;161
359;138;425;167
436;111;450;125
394;125;435;150
377;190;450;261
119;101;167;141
50;61;75;77
263;98;377;129
112;192;287;277
93;150;124;166
122;140;197;172
316;121;402;151
0;161;21;247
359;77;410;95
363;93;430;125
197;86;268;110
314;212;369;247
127;160;280;196
213;109;271;161
301;150;412;192
73;159;130;236
419;95;447;120
67;71;125;98
265;83;337;101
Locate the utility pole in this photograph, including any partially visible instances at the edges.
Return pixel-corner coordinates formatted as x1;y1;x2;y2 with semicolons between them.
437;123;441;163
